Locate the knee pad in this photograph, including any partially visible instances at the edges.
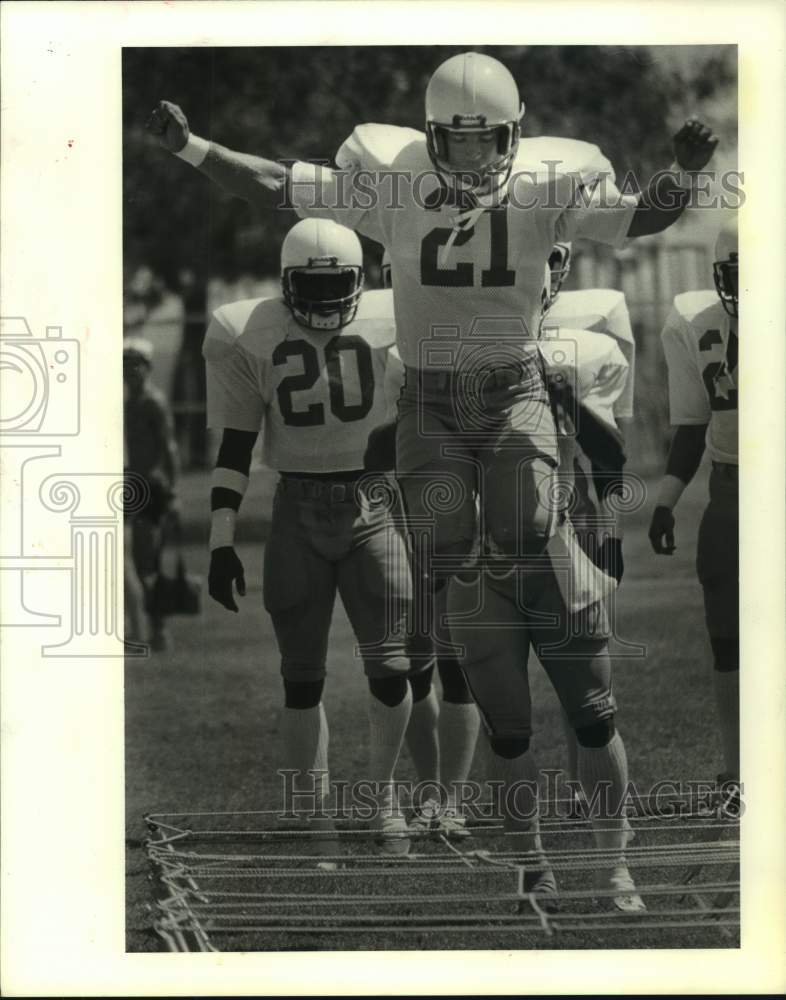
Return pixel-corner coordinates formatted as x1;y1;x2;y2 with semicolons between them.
409;663;435;703
490;735;530;759
437;657;474;704
575;718;615;748
368;675;409;707
711;636;739;673
283;678;325;710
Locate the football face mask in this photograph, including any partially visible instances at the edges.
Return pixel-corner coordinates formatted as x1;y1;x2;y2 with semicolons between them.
713;252;738;318
282;263;363;331
426;119;520;194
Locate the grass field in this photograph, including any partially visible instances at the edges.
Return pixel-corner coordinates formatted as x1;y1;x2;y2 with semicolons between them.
125;459;739;952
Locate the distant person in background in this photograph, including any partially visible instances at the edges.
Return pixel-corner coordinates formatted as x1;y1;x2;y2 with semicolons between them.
172;266;210;470
124;265;185;409
124;337;180;651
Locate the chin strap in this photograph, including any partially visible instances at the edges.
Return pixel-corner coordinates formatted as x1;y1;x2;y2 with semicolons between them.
436;177;510;269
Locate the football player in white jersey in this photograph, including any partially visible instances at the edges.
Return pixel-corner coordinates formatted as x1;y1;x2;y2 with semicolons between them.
649;215;739;790
148;50;717;903
204;218;417;856
539;248;636;817
542;242;636;584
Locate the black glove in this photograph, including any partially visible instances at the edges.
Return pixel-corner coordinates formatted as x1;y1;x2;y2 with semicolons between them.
648;506;676;555
595;537;624;584
364;419;398;472
208;546;246;612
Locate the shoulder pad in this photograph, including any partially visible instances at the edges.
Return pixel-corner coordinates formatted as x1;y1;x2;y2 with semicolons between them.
541;326;624;371
347;289;397;349
546;288;632;340
204;297;289;360
336;123;427;173
673;290;722;324
515;136;615;185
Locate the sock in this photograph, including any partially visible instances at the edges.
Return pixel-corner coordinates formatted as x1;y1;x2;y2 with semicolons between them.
491;748;543;854
713;670;740;779
281;703;330;814
368;686;413;815
577;730;629;855
439;701;480;808
560;708;579;785
405;687;440;789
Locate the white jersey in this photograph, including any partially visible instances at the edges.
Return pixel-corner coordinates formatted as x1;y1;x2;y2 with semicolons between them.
203;289;403;473
539;327;629;433
290;125;638;369
661;291;738;465
543;288;636;421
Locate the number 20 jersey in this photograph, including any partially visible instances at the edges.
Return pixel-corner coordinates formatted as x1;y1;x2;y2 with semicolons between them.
203;290;402;473
290;125;638;370
661;290;738;464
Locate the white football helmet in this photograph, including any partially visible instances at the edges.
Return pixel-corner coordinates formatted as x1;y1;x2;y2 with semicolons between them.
713;215;738;318
381;249;392;289
281;219;364;331
425;51;524;196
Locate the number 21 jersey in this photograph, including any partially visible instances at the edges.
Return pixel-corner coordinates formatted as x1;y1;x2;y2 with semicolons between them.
290;124;638;369
203;290;402;472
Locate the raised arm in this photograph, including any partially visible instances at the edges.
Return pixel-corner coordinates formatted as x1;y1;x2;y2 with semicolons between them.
146;100;290;207
627;119;719;238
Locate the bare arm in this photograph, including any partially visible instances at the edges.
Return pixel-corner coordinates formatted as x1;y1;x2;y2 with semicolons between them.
627;119;719;238
147;101;290;208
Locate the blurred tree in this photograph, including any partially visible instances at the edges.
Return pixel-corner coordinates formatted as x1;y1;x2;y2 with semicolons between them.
123;45;736;285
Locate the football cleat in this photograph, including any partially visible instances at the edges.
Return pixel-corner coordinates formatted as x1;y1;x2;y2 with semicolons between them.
425;51;524;197
410;800;472;840
370;810;411;856
712;214;738;318
408;797;440;836
281;218;364;331
437;806;471;840
514;854;560;915
305;815;341;871
596;863;646;913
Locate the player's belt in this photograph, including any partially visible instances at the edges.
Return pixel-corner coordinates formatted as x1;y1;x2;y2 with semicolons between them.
711;461;738;479
278;475;361;502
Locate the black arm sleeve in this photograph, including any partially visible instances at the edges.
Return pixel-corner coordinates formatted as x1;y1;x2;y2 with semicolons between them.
211;428;259;512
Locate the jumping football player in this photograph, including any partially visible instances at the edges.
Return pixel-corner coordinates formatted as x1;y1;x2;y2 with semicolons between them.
378;249;480;840
648;215;739;789
148;49;717;906
204;218;416;856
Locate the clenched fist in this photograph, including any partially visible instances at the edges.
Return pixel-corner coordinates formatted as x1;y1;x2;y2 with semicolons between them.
146;100;190;154
673;118;719;172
